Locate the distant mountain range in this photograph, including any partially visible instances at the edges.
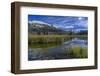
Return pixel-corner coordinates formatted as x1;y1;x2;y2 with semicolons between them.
28;20;66;35
28;20;87;34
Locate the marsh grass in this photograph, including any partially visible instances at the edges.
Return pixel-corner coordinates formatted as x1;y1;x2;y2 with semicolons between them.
28;35;88;59
64;45;88;58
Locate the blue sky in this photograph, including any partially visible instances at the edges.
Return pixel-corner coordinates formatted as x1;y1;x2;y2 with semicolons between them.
28;15;88;31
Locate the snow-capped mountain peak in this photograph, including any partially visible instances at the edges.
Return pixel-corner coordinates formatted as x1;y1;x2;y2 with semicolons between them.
28;20;51;26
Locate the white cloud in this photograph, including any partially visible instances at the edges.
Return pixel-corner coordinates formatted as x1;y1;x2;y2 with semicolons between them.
65;26;74;28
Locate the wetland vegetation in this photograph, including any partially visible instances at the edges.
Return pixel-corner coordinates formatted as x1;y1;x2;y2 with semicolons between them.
28;15;88;61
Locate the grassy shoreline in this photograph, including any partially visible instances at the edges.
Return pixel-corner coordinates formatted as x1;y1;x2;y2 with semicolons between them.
29;34;87;38
28;34;87;46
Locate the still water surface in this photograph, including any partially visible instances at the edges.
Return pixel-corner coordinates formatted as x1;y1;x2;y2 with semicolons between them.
28;38;87;61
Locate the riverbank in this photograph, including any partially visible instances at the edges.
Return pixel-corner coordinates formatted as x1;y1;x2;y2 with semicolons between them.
28;34;87;46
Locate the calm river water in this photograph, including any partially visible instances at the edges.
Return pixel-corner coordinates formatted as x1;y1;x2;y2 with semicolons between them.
28;38;88;61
